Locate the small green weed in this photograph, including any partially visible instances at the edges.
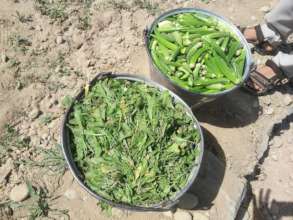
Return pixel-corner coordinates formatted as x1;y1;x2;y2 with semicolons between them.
19;144;67;176
40;114;53;125
15;11;33;23
9;34;32;54
61;96;73;109
0;124;30;161
35;0;68;22
132;0;160;15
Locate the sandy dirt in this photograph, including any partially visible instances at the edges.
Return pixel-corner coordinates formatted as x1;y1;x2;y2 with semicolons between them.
0;0;292;220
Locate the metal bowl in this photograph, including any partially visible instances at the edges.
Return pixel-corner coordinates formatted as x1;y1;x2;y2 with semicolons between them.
145;8;254;108
61;72;205;211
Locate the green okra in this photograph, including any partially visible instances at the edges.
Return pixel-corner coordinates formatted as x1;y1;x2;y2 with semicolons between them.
152;31;179;51
227;41;241;61
189;46;209;65
221;37;230;52
150;11;246;94
214;55;239;84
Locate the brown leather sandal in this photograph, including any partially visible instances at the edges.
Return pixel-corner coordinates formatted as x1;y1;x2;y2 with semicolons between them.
238;25;279;56
244;60;289;96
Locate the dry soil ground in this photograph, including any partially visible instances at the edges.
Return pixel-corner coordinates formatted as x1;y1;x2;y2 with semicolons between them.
0;0;293;220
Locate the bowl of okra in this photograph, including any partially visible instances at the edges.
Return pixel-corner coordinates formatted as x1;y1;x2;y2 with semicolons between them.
146;8;253;96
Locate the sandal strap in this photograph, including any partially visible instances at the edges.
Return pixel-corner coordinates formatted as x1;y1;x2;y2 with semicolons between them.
249;70;273;90
265;60;287;85
255;25;265;44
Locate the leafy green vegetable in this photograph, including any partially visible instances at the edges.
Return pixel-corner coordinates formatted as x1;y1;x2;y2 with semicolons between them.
68;78;201;206
149;12;246;94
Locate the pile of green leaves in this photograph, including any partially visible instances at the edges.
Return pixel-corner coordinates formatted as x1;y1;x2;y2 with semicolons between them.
149;12;246;94
68;78;201;206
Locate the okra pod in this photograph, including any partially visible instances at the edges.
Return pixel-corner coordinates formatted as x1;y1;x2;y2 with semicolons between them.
189;46;209;65
152;31;178;51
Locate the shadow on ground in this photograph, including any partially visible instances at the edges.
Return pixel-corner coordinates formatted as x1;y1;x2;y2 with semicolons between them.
237;112;293;220
178;127;226;210
192;89;260;128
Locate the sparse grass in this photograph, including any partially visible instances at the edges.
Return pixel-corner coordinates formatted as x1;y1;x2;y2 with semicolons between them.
40;114;53;125
95;0;160;13
77;15;91;30
9;34;32;54
15;11;33;23
61;96;73;109
95;0;130;10
8;58;21;68
0;124;30;162
13;182;69;220
18;144;67;176
47;80;67;92
50;53;70;76
132;0;160;15
34;0;68;22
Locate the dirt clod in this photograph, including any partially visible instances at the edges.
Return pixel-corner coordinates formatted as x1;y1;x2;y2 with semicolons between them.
9;183;29;202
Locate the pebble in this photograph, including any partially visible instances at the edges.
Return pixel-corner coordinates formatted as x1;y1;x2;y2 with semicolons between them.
29;108;41;120
64;189;77;200
9;183;30;202
260;6;270;13
1;53;9;63
174;211;192;220
35;25;43;31
272;137;283;148
289;174;293;180
56;36;64;44
271;154;278;161
178;193;199;209
87;60;96;67
264;107;274;115
283;95;293;106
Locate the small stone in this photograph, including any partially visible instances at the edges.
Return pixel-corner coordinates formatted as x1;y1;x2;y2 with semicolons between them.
178;193;199;209
260;6;270;13
191;212;209;220
1;53;9;63
251;16;257;21
271;154;278;161
55;65;61;73
289;174;293;180
87;60;96;67
174;211;192;220
56;36;64;44
76;42;83;49
0;158;13;184
272;137;283;148
35;25;42;31
29;108;41;120
283;95;293;106
162;211;173;218
264;107;274;115
64;189;77;200
9;183;30;202
116;37;124;43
